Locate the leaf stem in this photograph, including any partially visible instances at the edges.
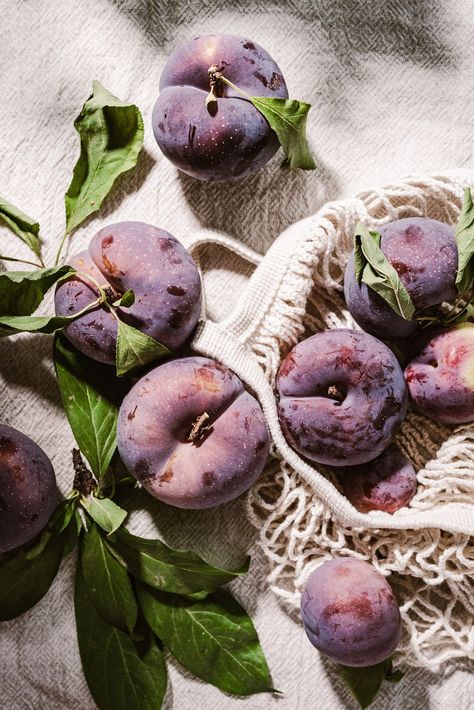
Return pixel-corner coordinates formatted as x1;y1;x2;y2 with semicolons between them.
218;74;253;102
0;254;44;268
54;231;70;267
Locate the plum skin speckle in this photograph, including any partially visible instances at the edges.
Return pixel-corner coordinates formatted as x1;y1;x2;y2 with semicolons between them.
276;329;408;467
300;558;401;667
0;425;57;554
54;221;202;365
117;356;270;509
152;34;289;182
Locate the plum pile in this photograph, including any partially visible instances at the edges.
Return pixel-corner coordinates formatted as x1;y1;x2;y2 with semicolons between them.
344;214;474;427
0;425;57;553
56;220;271;512
6;38;470;691
289;212;473;517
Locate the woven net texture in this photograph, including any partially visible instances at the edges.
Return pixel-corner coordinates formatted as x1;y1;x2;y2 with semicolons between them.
189;170;474;672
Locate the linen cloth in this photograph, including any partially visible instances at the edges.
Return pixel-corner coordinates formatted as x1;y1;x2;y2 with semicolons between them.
1;1;474;708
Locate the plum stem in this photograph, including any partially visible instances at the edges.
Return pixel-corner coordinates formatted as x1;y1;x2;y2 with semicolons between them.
327;385;345;402
218;74;254;102
188;411;211;442
205;65;254;108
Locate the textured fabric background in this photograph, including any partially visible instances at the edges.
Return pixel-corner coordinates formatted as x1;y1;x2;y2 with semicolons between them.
1;1;473;708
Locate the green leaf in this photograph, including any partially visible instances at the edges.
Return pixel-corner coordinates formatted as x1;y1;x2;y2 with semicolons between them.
115;320;170;377
108;529;250;597
75;563;167;710
250;97;315;170
113;288;135;308
354;222;416;320
0;266;74;316
23;499;77;560
82;523;137;634
455;187;474;295
65;81;144;236
54;335;123;478
339;658;403;709
0;527;67;621
0;196;42;257
138;586;273;696
82;496;127;535
0;313;75;337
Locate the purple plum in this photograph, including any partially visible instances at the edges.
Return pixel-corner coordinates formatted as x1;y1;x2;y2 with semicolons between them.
405;323;474;424
344;217;458;340
55;221;202;365
276;329;408;466
152;34;288;181
335;444;417;514
117;356;269;508
300;557;401;667
0;425;57;553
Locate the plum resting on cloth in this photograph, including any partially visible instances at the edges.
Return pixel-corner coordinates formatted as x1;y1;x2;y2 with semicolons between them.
152;34;289;182
0;424;57;553
117;356;270;509
55;221;202;365
300;558;401;667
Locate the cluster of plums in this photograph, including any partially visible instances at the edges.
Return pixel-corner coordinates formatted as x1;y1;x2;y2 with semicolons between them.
275;216;474;521
2;34;471;674
283;215;474;668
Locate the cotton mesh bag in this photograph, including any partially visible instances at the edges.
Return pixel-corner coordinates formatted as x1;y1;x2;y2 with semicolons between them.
189;169;474;671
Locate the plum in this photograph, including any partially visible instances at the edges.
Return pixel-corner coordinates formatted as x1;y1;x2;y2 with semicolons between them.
405;323;474;424
55;221;202;365
152;34;289;181
0;425;57;553
335;444;417;514
117;356;269;508
276;329;408;466
344;217;458;340
300;558;401;667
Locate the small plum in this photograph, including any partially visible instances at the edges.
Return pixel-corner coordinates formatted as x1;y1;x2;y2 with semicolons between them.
276;329;408;466
300;558;401;667
405;323;474;424
117;356;269;508
0;425;57;554
335;444;417;514
152;34;289;181
55;221;202;365
344;217;458;340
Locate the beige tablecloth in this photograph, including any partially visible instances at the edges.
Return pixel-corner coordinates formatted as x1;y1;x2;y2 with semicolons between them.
1;1;473;707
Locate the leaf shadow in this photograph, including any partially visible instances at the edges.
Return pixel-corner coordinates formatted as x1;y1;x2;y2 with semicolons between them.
60;148;156;260
0;333;62;409
178;148;339;255
122;487;261;580
318;654;473;710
